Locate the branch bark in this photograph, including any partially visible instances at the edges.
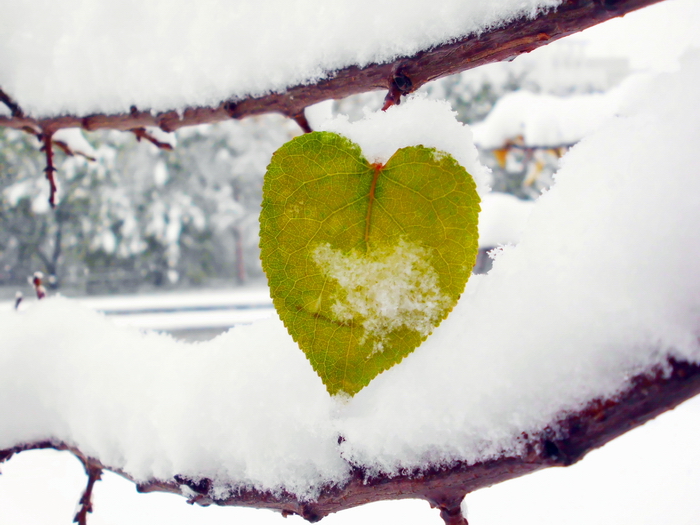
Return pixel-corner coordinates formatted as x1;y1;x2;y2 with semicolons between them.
2;357;699;524
0;0;665;135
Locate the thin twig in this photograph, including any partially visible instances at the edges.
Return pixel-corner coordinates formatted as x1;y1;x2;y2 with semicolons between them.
40;132;58;208
73;458;103;525
131;127;174;150
53;139;97;161
0;87;24;118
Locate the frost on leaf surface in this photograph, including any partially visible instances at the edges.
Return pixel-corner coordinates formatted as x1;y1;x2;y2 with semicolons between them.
260;132;480;396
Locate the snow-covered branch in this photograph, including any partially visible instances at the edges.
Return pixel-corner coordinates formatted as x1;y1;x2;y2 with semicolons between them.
121;359;700;519
0;0;664;135
2;358;698;523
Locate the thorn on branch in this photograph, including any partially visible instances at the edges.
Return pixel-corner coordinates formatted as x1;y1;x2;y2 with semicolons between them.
131;127;174;150
73;459;103;525
293;112;313;133
0;87;24;118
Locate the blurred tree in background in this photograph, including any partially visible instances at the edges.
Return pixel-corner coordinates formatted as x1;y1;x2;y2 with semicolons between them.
0;115;298;293
0;43;628;295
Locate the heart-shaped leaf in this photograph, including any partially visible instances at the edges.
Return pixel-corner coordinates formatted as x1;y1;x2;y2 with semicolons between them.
260;132;480;396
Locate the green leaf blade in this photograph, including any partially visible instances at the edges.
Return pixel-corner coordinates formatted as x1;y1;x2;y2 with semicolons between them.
261;132;480;396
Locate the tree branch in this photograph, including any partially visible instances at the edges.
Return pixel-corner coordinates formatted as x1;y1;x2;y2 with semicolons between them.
131;127;174;150
73;457;103;525
2;357;698;524
0;87;24;118
0;0;665;135
40;131;58;208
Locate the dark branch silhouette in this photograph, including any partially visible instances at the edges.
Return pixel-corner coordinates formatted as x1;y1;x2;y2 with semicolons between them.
0;0;665;135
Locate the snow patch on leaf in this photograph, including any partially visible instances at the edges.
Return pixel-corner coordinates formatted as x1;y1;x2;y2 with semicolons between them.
313;239;450;351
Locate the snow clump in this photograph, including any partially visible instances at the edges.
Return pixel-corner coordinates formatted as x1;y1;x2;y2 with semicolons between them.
312;239;451;350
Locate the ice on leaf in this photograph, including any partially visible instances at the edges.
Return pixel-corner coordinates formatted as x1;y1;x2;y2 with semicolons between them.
260;132;480;396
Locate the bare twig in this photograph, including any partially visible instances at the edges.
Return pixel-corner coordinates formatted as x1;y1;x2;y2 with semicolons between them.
40;132;58;208
73;458;103;525
53;139;97;161
0;87;24;118
131;127;174;150
0;0;666;135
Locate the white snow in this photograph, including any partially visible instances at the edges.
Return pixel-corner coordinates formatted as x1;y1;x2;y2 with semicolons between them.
320;96;491;194
53;128;97;158
0;0;562;118
0;287;276;332
313;239;451;347
2;50;700;498
478;192;534;247
470;73;654;148
3;394;700;524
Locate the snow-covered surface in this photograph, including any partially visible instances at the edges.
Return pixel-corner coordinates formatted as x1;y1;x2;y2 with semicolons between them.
0;0;562;118
470;74;654;148
2;288;274;332
2;51;700;499
313;239;451;345
73;287;272;313
320;96;490;193
2;386;700;525
74;288;274;331
478;193;534;247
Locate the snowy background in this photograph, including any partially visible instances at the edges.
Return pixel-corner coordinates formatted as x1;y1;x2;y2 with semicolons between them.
2;0;700;524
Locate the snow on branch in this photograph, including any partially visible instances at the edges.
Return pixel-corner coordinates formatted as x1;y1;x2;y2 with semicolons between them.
2;358;699;523
137;359;700;520
0;0;665;135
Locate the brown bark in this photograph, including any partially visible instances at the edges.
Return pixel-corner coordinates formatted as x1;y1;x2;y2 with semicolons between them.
0;0;665;136
2;357;699;524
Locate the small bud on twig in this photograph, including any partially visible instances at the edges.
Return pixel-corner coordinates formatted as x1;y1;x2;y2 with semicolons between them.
31;272;46;300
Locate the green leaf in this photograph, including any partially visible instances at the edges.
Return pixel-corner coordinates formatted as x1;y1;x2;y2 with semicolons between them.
260;132;480;396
